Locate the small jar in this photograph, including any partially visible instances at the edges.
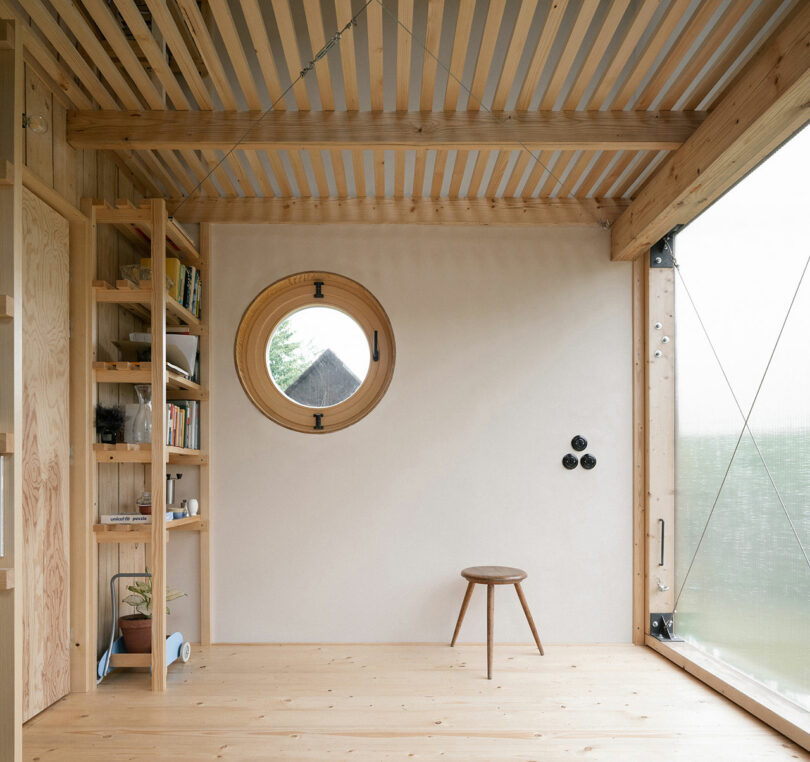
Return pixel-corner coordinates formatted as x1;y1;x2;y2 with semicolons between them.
136;491;152;516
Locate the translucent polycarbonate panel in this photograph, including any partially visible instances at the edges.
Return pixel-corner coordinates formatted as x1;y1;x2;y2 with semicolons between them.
267;307;370;408
674;126;810;709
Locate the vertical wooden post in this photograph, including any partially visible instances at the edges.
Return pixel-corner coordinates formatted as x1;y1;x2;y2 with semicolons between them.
631;258;647;644
0;18;23;762
69;200;97;691
646;261;676;624
149;200;167;691
198;222;212;646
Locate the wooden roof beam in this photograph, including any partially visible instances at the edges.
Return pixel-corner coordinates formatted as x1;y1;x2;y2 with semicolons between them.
611;2;810;262
68;110;706;152
168;197;628;226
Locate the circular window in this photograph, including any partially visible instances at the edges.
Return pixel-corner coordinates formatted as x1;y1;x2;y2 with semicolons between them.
235;272;395;433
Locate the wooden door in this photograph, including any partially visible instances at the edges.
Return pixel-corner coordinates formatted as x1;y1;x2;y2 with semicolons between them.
21;188;70;721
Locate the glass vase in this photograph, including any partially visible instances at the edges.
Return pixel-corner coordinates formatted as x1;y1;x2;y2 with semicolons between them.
132;384;152;444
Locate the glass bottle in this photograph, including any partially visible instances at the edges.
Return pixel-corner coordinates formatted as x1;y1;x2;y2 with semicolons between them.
132;384;152;443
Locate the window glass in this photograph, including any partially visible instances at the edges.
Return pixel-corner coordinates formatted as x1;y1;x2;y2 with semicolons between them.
674;126;810;709
267;307;370;408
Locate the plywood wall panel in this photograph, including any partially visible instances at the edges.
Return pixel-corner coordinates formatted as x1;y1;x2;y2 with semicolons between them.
21;188;70;721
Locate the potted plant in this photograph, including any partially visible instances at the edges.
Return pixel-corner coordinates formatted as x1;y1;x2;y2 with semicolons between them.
119;570;186;653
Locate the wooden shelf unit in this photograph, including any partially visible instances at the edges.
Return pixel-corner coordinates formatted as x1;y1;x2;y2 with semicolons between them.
86;199;211;692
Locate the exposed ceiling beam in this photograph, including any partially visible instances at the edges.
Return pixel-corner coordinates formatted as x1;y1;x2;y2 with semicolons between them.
611;2;810;262
67;110;706;152
168;197;628;226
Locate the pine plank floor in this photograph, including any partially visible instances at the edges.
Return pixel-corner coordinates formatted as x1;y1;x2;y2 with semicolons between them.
23;644;809;761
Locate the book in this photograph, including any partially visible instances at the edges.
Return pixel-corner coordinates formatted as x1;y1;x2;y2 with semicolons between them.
100;514;151;524
141;257;182;302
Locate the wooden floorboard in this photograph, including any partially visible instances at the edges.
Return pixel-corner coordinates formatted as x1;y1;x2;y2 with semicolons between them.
23;644;808;760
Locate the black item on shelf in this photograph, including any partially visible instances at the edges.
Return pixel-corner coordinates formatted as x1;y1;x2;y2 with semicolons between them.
95;405;125;444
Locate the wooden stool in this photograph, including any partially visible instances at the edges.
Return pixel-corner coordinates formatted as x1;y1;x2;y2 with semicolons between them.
450;566;544;679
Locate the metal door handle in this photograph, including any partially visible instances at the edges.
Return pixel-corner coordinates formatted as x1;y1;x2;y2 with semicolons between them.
658;518;665;566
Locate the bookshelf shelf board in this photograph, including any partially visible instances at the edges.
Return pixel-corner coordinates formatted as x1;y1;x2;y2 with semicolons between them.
93;361;202;393
94;280;201;329
0;294;13;319
94;200;200;265
110;653;152;668
93;443;208;465
93;515;202;543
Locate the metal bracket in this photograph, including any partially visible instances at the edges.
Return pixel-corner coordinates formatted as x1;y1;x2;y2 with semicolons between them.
372;330;379;362
650;226;683;268
313;281;324;299
313;413;324;430
649;613;682;642
650;235;674;268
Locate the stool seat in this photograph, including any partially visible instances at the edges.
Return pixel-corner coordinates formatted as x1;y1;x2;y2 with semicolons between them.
461;566;527;584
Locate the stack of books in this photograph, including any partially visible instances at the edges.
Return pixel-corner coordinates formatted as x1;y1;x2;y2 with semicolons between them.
142;257;202;317
166;400;200;449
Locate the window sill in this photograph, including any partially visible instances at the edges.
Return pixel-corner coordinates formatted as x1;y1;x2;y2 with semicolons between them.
645;635;810;751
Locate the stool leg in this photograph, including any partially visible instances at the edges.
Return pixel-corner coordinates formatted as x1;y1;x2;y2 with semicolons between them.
487;584;494;679
514;582;544;655
451;582;475;646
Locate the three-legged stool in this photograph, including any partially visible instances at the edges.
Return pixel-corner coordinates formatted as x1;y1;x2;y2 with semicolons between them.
450;566;544;679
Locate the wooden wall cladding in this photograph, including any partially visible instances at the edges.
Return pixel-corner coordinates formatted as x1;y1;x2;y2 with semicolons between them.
21;61;149;659
21;188;70;721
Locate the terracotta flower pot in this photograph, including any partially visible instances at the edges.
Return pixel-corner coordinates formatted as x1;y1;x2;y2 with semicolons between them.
119;614;152;653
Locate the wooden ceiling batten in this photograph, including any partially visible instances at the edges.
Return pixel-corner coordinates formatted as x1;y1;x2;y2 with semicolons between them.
366;0;384;111
443;0;475;110
334;0;360;110
514;0;566;110
467;0;507;111
241;150;275;197
411;150;426;198
490;0;539;112
205;0;264;111
395;0;414;111
503;150;531;198
332;149;349;197
270;0;311;110
266;150;292;197
302;0;336;111
240;0;286;109
419;0;445;112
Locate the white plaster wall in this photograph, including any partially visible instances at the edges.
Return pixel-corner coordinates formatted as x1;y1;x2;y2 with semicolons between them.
210;224;633;643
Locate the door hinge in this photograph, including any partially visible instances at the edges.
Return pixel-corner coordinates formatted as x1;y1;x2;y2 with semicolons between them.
650;613;682;642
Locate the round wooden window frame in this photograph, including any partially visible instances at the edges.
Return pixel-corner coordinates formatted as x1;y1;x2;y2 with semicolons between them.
234;272;395;433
